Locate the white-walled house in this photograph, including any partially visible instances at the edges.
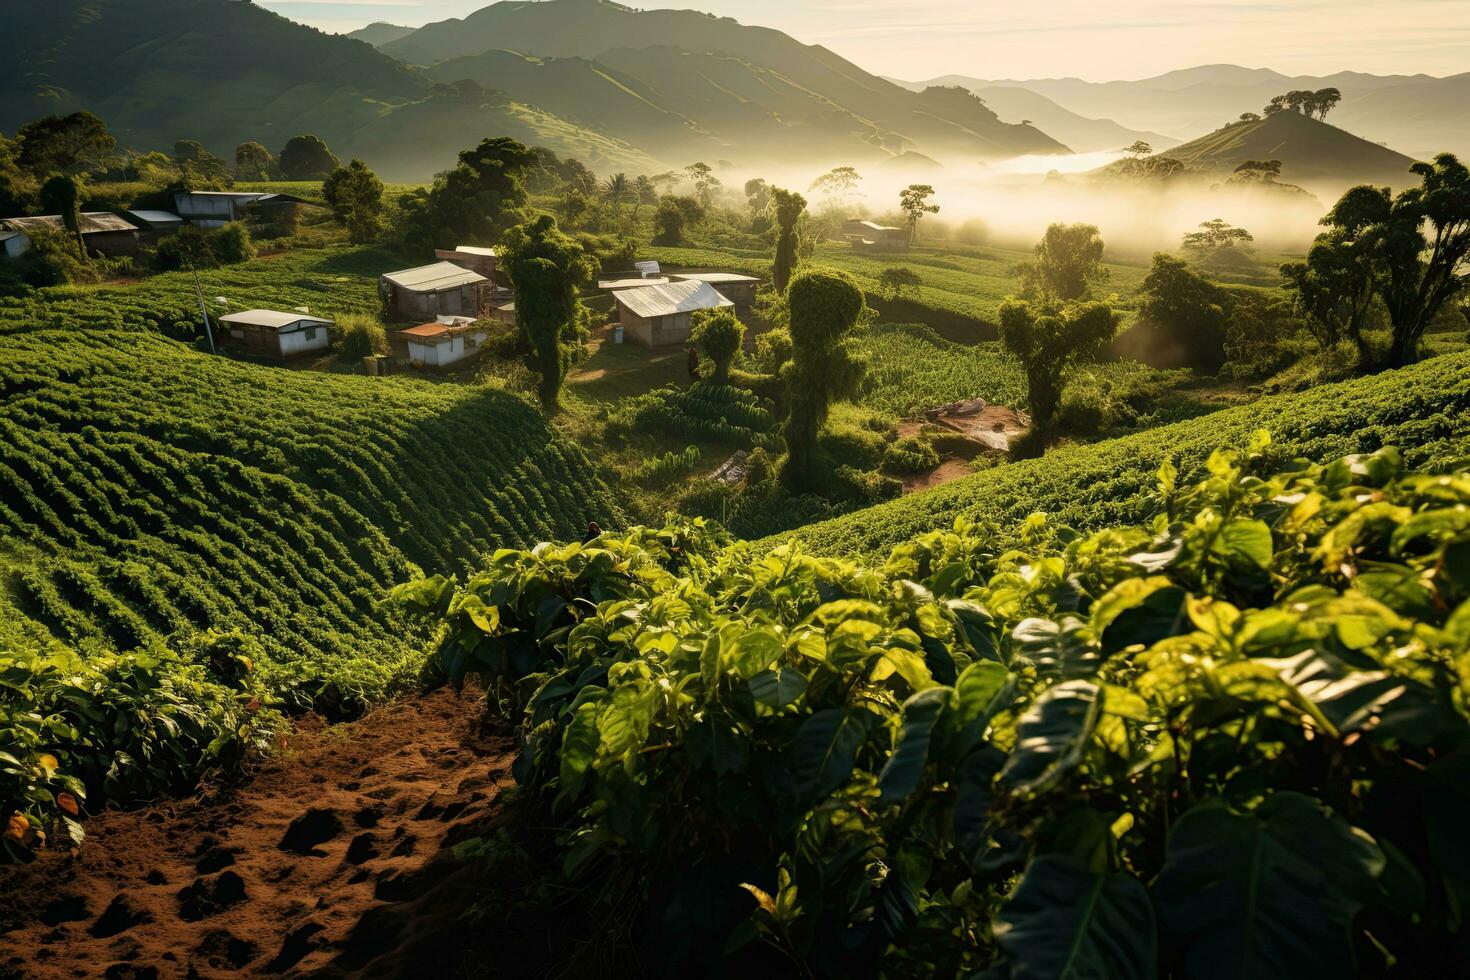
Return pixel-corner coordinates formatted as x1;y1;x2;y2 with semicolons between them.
218;309;333;361
389;317;487;369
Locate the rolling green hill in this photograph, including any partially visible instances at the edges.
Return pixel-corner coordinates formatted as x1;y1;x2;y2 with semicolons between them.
0;0;656;179
344;22;416;47
1162;110;1419;190
0;327;624;710
776;350;1470;557
386;0;1068;165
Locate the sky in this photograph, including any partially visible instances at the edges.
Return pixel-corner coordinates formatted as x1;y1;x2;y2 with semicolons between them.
258;0;1470;81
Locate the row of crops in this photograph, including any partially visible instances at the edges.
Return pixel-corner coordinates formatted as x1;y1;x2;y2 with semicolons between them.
411;436;1470;976
0;246;393;339
0;328;624;710
786;349;1470;557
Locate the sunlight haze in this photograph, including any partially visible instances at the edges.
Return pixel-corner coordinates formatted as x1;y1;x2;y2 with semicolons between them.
261;0;1470;79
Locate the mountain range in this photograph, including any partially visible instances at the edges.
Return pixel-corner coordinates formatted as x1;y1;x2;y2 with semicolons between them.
909;65;1468;159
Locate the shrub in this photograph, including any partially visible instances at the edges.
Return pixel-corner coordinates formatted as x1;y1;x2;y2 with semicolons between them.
1055;382;1114;435
334;314;388;358
630;445;700;488
691;309;745;384
880;435;941;474
752;327;793;373
409;438;1470;976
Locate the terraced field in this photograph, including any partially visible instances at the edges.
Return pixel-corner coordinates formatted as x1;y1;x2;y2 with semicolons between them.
0;328;623;709
779;349;1470;556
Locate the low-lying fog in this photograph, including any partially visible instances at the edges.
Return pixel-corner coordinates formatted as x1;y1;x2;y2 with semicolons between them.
725;151;1333;260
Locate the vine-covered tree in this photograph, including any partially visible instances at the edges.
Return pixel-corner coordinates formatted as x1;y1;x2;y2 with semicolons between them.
898;184;939;243
234;141;276;181
781;269;866;489
499;215;597;412
998;300;1117;445
771;187;807;293
322;159;385;243
1020;223;1108;302
39;174;86;261
17;112;115;177
398;136;537;253
691;309;745;384
277;134;339;180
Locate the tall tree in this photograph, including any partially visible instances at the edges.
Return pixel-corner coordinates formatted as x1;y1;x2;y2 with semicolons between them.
631;175;656;220
398;136;537;253
771;187;807;293
898;184;939;243
39;175;87;261
685;162;720;207
499;215;597;413
1281;185;1389;367
780;269;866;490
744;178;773;218
1137;254;1231;373
1121;141;1154;160
1309;87;1342;120
0;134;39;218
601;172;629;220
998;300;1118;443
277;135;339;180
1020;223;1108;302
809;166;862;206
174;140;232;185
322;159;386;243
17;112;115;177
1182;219;1254;252
235;142;275;181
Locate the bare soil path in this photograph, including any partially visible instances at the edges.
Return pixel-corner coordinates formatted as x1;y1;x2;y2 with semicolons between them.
0;689;512;979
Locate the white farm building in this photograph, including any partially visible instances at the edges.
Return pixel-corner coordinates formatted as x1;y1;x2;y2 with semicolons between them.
218;310;333;361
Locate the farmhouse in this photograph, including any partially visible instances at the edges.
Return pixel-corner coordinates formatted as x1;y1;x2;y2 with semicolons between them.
218;309;333;362
388;317;487;369
435;244;498;280
843;218;907;249
612;280;733;348
669;272;762;309
0;213;141;257
172;191;314;228
379;262;491;321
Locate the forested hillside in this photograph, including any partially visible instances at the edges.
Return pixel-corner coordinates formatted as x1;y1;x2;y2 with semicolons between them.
782;349;1470;556
0;0;656;177
385;0;1067;163
0;328;622;711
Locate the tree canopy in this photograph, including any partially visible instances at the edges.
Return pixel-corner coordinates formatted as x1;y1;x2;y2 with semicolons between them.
691;309;745;384
16;112;115;177
277;134;339;180
781;268;866;489
399;136;537;254
499;215;597;413
323;159;386;244
1020;223;1109;302
898;185;939;243
998;299;1118;443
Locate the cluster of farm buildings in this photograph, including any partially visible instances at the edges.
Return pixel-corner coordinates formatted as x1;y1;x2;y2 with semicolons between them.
3;192;908;370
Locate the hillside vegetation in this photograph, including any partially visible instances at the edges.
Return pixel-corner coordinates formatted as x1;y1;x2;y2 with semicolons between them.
781;349;1470;556
0;0;655;178
1164;110;1419;188
0;328;623;712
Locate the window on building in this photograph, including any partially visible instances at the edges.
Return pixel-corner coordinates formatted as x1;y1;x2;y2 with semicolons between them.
304;326;318;341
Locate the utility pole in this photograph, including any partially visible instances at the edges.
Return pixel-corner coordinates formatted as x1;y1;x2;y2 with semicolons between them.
193;265;217;355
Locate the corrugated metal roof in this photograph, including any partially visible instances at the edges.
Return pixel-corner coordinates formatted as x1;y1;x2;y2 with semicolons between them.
398;322;455;339
671;272;761;285
381;262;487;291
614;280;734;319
126;210;184;225
178;191;313;205
219;309;332;331
598;276;671;290
452;245;496;257
1;213;138;235
850;220;903;233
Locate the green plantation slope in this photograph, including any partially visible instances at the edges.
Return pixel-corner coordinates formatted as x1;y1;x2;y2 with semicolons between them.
780;351;1470;557
0;330;623;707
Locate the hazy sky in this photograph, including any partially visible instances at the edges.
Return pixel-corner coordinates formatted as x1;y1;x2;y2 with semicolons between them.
260;0;1470;80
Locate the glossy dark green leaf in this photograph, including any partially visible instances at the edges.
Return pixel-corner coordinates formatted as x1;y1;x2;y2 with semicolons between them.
1011;615;1099;680
792;708;868;800
1153;793;1385;980
877;687;949;805
1001;681;1102;796
995;854;1156;980
748;667;808;710
952;745;1006;863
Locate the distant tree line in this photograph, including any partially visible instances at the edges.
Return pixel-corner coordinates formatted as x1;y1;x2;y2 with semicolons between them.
1263;87;1342;120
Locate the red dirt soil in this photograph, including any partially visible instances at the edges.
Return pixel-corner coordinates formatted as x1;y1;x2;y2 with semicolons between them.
0;689;512;979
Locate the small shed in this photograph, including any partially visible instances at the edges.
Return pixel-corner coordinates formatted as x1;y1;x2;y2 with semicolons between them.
379;262;490;322
218;309;333;361
489;299;516;326
669;272;761;309
172;191;314;228
634;260;662;278
0;213;140;256
612;280;733;348
435;245;498;280
843;219;907;249
126;209;185;230
388;317;487;369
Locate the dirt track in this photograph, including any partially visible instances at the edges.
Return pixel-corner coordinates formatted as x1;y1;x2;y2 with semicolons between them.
0;690;512;979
